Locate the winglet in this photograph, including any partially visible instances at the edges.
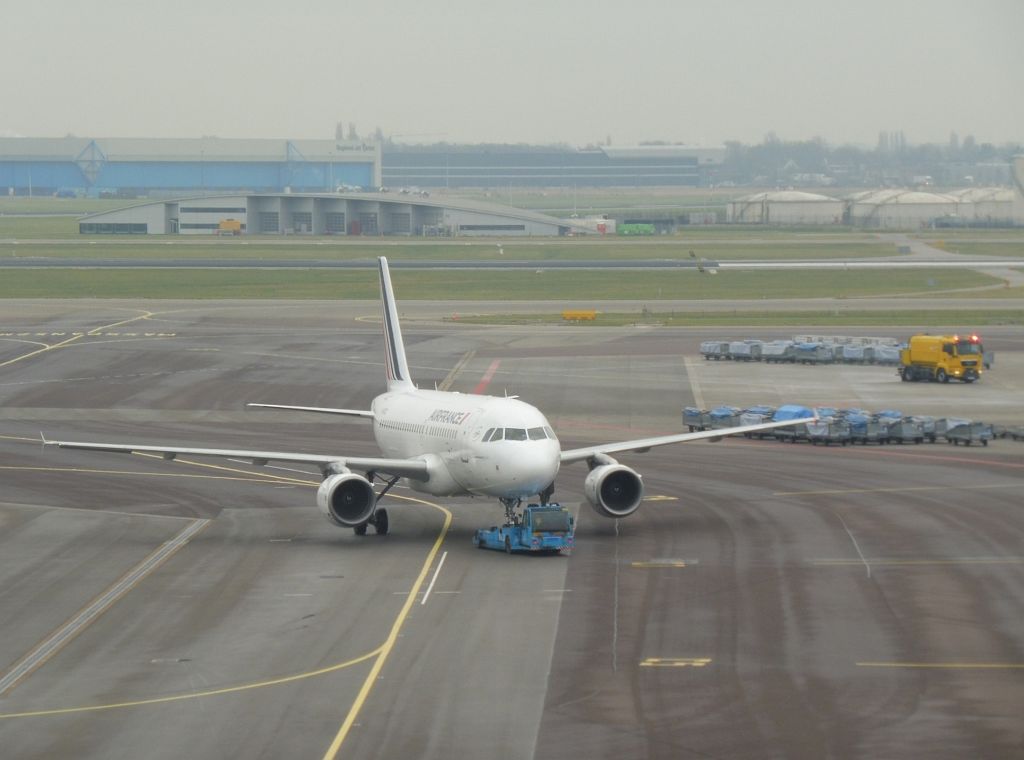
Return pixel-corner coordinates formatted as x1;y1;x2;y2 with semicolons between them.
378;257;414;391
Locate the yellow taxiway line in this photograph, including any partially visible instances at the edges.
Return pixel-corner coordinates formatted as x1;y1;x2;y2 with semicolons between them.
640;658;711;668
0;311;157;370
321;497;453;759
0;647;384;719
0;446;454;760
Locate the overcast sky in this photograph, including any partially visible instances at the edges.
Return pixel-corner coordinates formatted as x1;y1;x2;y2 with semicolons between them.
2;0;1021;147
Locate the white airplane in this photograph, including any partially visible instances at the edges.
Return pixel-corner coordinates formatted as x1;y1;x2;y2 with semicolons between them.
47;257;812;536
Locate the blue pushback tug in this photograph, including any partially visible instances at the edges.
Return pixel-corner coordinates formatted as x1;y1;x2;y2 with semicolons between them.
473;504;575;555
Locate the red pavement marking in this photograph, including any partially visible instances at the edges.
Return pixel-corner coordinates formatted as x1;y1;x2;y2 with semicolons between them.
473;359;501;395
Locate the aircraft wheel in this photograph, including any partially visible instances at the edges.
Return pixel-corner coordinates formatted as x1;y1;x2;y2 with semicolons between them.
354;523;368;536
373;508;389;535
504;537;512;554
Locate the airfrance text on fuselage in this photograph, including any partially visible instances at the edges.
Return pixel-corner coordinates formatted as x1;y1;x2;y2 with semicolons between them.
427;409;472;425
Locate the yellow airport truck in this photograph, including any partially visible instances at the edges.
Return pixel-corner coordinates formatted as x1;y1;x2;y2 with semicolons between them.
899;333;984;383
217;218;242;236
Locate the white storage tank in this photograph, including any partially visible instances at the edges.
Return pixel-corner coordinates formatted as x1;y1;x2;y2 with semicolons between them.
726;190;843;225
946;187;1016;224
848;189;959;229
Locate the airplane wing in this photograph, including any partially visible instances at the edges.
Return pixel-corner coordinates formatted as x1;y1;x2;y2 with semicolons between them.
43;438;429;481
246;403;374;418
560;416;815;464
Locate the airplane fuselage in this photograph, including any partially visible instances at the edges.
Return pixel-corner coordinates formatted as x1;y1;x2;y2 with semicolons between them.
371;388;560;499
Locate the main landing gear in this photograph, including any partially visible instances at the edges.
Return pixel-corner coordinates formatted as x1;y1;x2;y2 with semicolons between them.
354;473;399;537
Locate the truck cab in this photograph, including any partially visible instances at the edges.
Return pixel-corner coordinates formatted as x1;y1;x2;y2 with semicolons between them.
899;333;983;383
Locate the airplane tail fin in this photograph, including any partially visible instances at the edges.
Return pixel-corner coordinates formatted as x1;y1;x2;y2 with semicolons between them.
378;257;414;391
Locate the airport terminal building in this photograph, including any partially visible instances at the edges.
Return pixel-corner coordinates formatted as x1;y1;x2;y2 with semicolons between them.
381;144;724;188
77;192;585;236
0;137;380;197
1;137;722;196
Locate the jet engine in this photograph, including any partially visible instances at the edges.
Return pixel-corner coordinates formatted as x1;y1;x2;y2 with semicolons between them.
316;471;376;527
584;462;643;518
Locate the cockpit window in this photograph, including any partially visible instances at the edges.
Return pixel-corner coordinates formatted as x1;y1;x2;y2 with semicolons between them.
484;427;555;442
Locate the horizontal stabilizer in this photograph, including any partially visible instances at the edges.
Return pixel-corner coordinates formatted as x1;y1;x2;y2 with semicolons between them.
246;403;374;419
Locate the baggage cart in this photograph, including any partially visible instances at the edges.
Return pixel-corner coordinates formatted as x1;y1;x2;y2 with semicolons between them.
740;405;777;438
728;340;763;361
683;407;711;432
934;417;971;440
911;415;938;442
761;341;796;364
700;341;730;360
887;417;925;444
795;342;834;364
806;419;851;446
840;345;867;364
873;345;902;365
850;417;892;445
708;406;743;429
994;425;1024;441
771;404;814;442
943;421;993;447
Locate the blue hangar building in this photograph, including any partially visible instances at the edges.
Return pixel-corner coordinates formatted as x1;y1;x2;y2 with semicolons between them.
0;137;380;197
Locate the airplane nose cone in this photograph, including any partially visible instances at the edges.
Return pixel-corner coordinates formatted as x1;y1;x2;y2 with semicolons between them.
504;440;560;495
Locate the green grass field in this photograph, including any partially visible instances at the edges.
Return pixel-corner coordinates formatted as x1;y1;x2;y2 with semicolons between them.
0;216;83;238
0;239;897;261
0;267;1002;300
917;240;1024;257
0;197;130;215
2;198;1018;328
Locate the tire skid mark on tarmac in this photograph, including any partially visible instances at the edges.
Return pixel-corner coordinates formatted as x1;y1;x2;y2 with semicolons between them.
0;519;211;697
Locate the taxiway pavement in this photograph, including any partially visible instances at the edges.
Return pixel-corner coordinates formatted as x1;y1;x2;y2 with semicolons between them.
0;301;1021;759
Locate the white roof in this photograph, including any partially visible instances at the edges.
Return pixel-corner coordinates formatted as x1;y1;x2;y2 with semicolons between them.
851;189;957;205
945;187;1015;202
599;145;725;163
734;190;840;203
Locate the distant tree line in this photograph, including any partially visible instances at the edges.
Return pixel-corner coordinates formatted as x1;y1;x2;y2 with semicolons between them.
338;120;1020;188
718;132;1022;188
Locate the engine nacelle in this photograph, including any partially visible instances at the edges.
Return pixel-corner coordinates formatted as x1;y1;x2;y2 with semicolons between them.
316;472;376;527
584;463;643;518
